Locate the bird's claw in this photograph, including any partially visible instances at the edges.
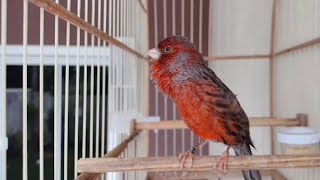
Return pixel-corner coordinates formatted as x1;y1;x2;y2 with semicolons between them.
214;150;229;179
178;151;193;169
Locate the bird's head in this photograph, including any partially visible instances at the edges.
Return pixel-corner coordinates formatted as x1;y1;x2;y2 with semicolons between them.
147;35;200;64
148;36;205;94
148;36;205;77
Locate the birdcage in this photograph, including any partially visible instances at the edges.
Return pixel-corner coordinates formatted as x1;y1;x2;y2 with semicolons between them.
0;0;320;180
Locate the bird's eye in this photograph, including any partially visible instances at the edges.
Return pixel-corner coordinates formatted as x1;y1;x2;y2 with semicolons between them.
164;46;171;52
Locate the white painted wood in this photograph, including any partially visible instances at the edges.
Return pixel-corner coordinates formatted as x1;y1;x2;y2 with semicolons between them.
0;0;7;179
39;6;45;180
276;0;320;51
74;0;81;178
1;45;110;66
208;1;272;159
275;1;320;179
22;1;28;179
209;0;273;56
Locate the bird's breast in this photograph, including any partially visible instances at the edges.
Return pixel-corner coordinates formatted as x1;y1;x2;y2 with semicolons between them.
174;90;219;141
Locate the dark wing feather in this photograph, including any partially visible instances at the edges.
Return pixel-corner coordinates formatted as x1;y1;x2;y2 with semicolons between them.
199;65;254;147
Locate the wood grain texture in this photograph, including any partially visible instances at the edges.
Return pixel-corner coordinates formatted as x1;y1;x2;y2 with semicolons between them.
138;0;147;14
269;0;278;155
204;54;270;61
76;130;140;180
135;118;300;130
275;37;320;57
78;155;320;173
28;0;148;61
147;170;287;180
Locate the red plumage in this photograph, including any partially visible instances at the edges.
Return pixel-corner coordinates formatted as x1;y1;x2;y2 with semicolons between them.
149;36;261;180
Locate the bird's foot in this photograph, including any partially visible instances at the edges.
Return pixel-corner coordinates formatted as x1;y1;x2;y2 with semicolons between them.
178;148;195;169
215;147;230;180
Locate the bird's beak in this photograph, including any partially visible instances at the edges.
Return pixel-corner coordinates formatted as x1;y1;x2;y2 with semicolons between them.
147;48;161;61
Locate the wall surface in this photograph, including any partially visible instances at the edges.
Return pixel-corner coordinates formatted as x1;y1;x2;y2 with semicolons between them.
208;0;320;179
275;0;320;131
208;0;273;156
275;0;320;179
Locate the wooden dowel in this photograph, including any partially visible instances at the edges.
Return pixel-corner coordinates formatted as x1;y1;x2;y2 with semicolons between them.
76;130;140;180
269;0;278;156
275;37;320;57
204;54;270;61
296;113;308;127
271;170;288;180
135;118;299;131
78;154;320;173
138;0;147;14
28;0;148;61
147;170;285;180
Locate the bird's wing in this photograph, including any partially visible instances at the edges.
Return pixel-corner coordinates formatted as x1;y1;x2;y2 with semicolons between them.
196;65;253;146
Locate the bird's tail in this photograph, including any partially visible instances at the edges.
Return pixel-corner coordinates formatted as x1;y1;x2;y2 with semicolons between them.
234;143;262;180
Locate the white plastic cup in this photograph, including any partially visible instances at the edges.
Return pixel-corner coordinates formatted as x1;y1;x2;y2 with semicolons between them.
277;127;320;155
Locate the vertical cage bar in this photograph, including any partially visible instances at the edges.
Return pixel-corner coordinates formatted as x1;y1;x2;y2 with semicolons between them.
114;0;118;131
134;1;138;115
125;2;129;180
269;0;277;156
119;0;124;152
198;0;203;156
89;0;96;159
153;0;159;157
181;0;185;152
101;0;107;161
124;0;128;129
54;0;61;179
101;4;107;177
153;0;159;116
63;1;71;179
39;6;45;180
163;0;168;157
107;0;114;178
198;0;203;54
181;0;185;36
74;0;81;178
190;0;195;149
82;0;89;159
95;0;101;159
22;0;28;179
58;59;63;180
0;0;7;179
124;0;128;121
109;0;115;154
116;0;120;132
130;0;133;114
108;0;113;147
190;0;194;42
172;0;177;156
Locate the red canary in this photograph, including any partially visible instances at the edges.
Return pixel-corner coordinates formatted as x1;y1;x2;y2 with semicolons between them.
148;36;261;180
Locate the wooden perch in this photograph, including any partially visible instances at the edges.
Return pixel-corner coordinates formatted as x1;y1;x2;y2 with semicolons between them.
76;130;140;180
135;118;300;131
78;154;320;173
148;170;287;180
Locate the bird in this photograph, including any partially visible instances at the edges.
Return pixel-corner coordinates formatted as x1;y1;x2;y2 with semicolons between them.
147;36;262;180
